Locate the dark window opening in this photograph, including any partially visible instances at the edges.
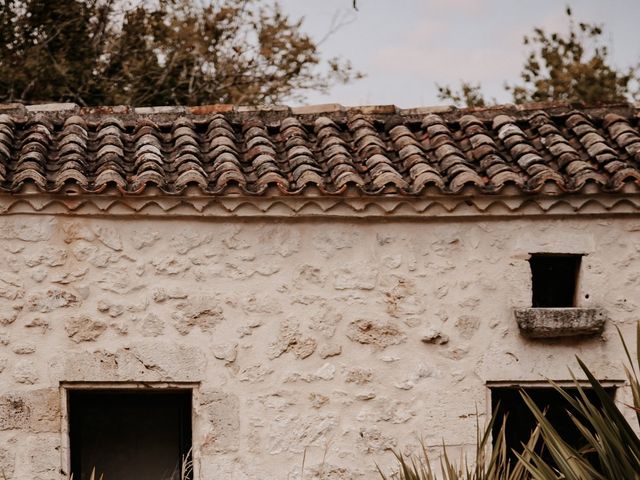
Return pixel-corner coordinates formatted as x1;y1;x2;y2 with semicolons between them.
529;254;582;307
69;389;192;480
491;386;616;466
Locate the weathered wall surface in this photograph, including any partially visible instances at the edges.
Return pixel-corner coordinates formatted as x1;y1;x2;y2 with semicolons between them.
0;214;638;479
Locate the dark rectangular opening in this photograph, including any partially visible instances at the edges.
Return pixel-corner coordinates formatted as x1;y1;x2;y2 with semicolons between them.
491;385;616;466
529;254;582;307
69;389;192;480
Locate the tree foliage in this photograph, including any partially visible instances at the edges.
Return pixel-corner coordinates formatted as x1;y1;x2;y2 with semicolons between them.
436;82;487;108
0;0;361;106
438;7;639;107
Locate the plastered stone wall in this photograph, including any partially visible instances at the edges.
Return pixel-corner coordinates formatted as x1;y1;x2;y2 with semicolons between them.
0;213;638;479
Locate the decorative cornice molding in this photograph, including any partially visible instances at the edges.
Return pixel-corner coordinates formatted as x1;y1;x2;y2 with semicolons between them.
2;193;640;219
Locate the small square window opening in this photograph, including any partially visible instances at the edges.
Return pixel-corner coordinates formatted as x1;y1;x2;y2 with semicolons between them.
68;389;192;480
529;254;582;307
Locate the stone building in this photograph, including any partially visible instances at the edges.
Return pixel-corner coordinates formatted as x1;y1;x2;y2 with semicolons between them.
0;101;638;479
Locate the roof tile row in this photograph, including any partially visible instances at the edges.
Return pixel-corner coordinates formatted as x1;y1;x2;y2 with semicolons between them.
0;103;639;196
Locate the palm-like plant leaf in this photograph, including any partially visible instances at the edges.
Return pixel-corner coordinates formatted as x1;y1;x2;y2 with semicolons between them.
377;413;535;480
519;322;640;480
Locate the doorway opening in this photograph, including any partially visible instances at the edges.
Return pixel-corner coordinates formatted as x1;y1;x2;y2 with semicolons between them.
68;389;192;480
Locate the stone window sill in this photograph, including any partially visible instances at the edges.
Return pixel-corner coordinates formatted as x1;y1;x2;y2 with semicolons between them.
514;308;606;338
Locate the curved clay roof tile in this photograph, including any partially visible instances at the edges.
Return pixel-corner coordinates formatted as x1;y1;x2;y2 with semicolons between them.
0;103;636;197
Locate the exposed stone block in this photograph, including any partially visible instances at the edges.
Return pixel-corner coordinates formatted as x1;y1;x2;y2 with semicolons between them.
18;434;60;479
117;342;208;381
318;343;342;359
172;297;224;335
420;327;449;345
200;391;240;454
0;275;24;302
238;363;274;383
152;256;191;275
25;288;80;313
211;342;237;363
0;218;56;242
131;229;160;249
0;305;20;326
0;442;15;478
24;247;67;267
170;230;212;255
345;367;373;385
269;319;317;359
49;350;119;382
264;412;338;455
356;427;397;454
140;312;165;337
334;268;377;290
0;396;29;430
51;342;206;382
12;360;39;384
454;315;480;339
346;319;406;348
62;221;96;243
12;342;36;354
309;393;329;409
514;308;607;338
0;389;60;432
65;316;107;342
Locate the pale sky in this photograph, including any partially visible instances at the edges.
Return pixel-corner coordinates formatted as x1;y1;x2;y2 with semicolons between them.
277;0;640;107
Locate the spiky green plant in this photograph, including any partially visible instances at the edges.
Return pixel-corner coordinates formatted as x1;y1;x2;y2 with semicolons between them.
65;459;191;480
377;413;540;480
380;323;640;480
518;324;640;479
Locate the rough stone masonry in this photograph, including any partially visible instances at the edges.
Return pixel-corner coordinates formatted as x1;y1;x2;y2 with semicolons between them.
0;214;637;479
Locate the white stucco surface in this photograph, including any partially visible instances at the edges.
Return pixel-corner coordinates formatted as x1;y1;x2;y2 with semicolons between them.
0;213;637;479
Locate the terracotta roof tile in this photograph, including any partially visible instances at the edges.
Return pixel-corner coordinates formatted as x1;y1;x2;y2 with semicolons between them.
0;102;638;196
